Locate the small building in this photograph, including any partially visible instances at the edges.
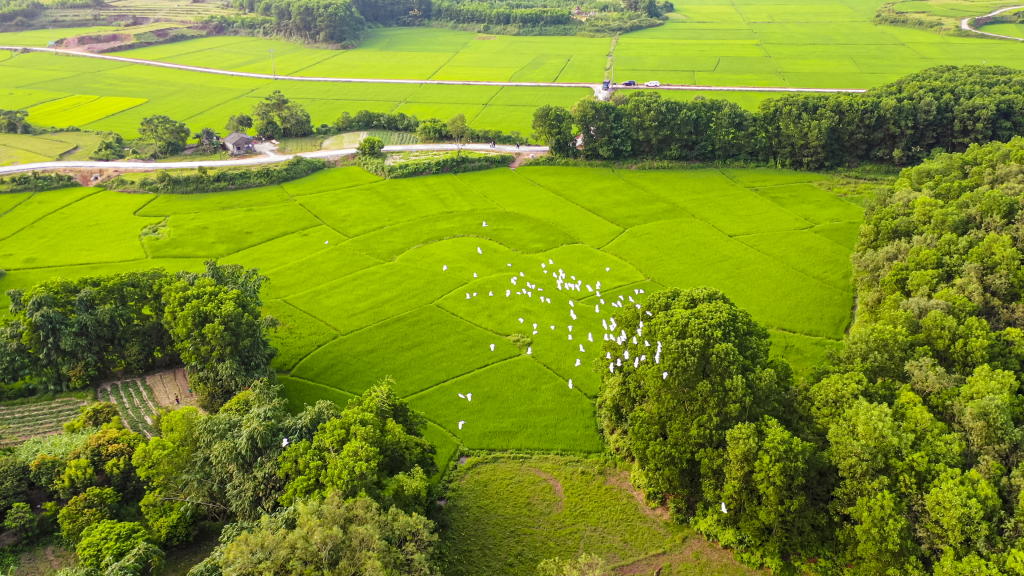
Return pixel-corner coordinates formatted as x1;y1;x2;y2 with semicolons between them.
224;132;255;155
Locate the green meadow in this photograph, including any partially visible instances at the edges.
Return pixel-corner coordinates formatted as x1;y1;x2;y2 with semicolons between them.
0;165;861;454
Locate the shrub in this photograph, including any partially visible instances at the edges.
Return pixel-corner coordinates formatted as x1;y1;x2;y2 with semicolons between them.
4;502;36;538
0;171;79;193
58;486;119;543
0;455;28;518
106;157;325;194
77;520;150;570
357;136;384;156
64;402;120;434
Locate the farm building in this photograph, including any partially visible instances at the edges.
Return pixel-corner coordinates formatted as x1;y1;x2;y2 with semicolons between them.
224;132;255;155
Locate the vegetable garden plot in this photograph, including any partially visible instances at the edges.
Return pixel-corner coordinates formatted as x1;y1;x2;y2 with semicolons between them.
99;379;159;437
0;398;87;445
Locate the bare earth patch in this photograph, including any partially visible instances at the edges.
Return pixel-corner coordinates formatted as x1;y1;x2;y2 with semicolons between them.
604;469;670;521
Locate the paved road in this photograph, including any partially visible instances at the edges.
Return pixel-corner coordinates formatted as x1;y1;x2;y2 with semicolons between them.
0;44;868;94
961;5;1024;40
0;143;549;175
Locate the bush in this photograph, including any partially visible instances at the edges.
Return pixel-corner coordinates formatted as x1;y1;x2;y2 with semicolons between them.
58;486;119;543
90;132;126;161
106;157;325;194
4;502;36;538
357;136;384;156
64;403;120;434
0;171;79;193
0;456;28;518
77;520;150;570
358;152;514;179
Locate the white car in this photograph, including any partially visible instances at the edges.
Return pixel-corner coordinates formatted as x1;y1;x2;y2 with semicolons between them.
645;80;661;87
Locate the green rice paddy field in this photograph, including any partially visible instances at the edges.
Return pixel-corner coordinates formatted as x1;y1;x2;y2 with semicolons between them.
1;6;1022;140
0;166;860;454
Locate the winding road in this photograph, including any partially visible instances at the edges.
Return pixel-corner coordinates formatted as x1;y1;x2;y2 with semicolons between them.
961;5;1024;40
0;143;549;175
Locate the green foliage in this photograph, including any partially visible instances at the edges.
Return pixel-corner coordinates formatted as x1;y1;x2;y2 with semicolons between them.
162;263;278;410
3;501;36;537
76;520;151;570
58;486;119;543
359;151;514;179
335;110;419;133
0;109;30;134
1;269;174;391
218;493;436;576
536;67;1024;169
64;403;120;434
357;135;384;157
278;381;436;515
225;114;253;135
194;128;221;155
90;132;126;161
252;91;313;139
597;287;792;509
229;0;366;43
138;115;191;157
532;105;578;159
106;157;326;194
0;170;79;192
55;457;96;500
447;113;471;147
0;455;28;518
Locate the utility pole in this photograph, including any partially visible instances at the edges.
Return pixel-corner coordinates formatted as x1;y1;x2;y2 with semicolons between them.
270;49;275;79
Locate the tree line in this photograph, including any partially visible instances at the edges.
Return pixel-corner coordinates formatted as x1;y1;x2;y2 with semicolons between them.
533;65;1024;170
598;136;1024;575
0;262;276;411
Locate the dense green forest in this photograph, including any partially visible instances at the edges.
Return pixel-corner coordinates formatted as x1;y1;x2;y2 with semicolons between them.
533;66;1024;169
598;136;1024;574
222;0;664;41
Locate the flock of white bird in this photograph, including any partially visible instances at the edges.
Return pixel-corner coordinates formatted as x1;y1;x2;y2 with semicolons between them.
439;224;669;434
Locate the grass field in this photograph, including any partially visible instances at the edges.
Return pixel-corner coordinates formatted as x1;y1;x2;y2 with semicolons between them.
0;166;861;453
439;454;762;576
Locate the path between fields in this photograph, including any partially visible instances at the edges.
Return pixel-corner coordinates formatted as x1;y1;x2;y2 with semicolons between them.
961;5;1024;40
0;44;869;95
0;143;549;175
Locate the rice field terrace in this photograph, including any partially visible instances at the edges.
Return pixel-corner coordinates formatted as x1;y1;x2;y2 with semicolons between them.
0;397;88;445
0;166;863;453
97;378;160;437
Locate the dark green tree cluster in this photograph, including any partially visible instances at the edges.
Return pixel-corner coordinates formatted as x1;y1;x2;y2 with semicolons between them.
0;262;277;411
534;66;1024;169
431;2;571;26
106;157;325;194
598;138;1024;574
334;109;419;133
0;109;30;134
0;0;43;23
252;91;314;139
228;0;366;42
138;115;192;157
174;381;439;575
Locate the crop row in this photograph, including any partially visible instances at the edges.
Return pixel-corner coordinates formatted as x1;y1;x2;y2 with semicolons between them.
104;380;158;437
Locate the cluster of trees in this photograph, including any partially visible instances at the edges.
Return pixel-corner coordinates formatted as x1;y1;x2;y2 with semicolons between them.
533;66;1024;169
598;137;1024;574
223;0;430;43
428;0;666;34
430;2;572;26
227;0;367;43
0;262;276;411
332;108;528;144
0;0;43;23
0;373;440;576
0;109;29;134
